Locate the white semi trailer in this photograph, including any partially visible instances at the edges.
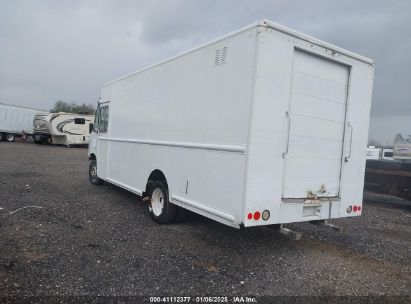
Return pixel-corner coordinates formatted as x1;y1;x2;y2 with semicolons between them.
88;20;374;229
0;103;46;142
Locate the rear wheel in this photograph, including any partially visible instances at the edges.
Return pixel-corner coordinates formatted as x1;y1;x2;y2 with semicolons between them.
89;160;104;185
0;133;4;141
6;134;15;142
148;180;176;224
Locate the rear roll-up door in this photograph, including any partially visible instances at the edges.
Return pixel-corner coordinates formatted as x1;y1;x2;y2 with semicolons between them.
282;50;349;199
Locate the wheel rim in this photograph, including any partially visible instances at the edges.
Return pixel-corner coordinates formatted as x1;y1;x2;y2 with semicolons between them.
6;135;14;141
90;164;97;180
151;188;164;216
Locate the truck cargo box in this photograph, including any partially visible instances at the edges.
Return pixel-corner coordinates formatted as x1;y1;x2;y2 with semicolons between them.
88;20;374;228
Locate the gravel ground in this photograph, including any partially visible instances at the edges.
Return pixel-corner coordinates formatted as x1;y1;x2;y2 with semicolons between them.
0;142;410;301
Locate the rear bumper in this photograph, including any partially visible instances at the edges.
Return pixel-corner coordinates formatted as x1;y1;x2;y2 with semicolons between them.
278;200;359;224
244;199;362;227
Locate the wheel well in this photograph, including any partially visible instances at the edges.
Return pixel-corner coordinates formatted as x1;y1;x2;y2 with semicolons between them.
89;153;96;160
144;169;168;197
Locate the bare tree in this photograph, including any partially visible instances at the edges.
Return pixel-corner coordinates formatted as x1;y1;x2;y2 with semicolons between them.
394;133;404;143
368;138;380;147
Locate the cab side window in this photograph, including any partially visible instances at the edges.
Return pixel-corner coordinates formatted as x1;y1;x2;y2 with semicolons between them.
93;107;100;132
99;106;109;133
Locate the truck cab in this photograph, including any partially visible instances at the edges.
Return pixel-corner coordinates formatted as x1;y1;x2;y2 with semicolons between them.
88;101;110;184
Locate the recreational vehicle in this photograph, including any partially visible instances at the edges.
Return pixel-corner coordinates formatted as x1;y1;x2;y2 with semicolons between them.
393;142;411;161
0;103;46;142
33;112;94;146
88;20;374;229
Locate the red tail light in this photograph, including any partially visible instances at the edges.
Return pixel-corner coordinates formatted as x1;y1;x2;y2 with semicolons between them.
253;211;261;221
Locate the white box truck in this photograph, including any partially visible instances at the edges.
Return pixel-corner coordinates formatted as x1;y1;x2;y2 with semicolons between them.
0;102;46;142
88;20;374;228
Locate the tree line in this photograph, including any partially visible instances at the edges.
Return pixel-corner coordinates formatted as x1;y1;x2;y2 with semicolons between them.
51;100;95;114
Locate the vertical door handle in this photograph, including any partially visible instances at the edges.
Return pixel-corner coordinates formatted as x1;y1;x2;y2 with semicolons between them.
344;122;353;162
283;111;291;158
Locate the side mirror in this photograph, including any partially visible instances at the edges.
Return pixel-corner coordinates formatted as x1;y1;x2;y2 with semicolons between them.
89;123;94;133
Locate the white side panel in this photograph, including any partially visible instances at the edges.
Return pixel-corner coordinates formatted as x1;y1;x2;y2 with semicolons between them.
101;28;258;226
107;31;255;146
97;139;109;178
338;62;374;214
107;142;246;226
283;50;349;198
243;28;294;225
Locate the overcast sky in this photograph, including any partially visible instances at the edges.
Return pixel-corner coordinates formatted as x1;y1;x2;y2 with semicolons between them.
1;0;410;145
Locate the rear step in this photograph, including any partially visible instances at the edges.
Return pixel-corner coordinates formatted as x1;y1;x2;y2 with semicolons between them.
279;224;302;240
278;220;344;241
309;220;345;233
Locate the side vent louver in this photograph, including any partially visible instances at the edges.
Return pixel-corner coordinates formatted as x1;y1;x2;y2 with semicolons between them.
214;46;228;66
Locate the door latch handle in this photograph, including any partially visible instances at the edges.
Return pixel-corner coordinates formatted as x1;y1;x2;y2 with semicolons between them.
283;111;291;158
344;122;353;162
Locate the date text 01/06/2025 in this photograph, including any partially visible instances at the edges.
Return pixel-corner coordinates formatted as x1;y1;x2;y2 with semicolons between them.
149;296;257;303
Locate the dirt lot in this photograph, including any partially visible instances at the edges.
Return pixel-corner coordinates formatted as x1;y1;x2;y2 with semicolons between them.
0;142;410;301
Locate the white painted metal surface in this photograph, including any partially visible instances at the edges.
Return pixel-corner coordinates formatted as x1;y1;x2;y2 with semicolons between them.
283;50;349;198
0;103;45;136
89;19;374;228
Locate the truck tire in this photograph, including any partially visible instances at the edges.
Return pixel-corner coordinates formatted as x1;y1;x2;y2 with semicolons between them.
0;133;3;141
6;134;15;142
148;180;177;224
89;160;104;185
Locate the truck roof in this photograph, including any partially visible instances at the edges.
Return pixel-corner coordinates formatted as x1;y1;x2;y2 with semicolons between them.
104;19;373;87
